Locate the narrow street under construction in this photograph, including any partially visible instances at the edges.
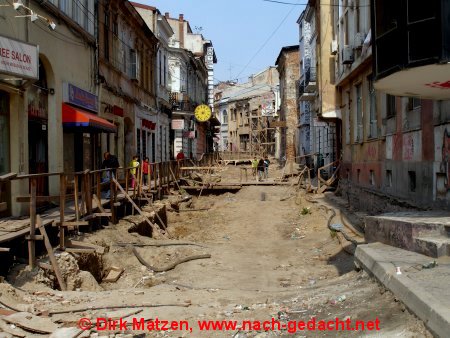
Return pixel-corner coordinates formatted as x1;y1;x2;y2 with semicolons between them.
0;161;432;337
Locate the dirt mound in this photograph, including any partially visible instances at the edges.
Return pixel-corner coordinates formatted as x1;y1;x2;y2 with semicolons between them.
56;252;102;291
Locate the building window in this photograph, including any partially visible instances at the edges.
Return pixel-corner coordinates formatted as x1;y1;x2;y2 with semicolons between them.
355;83;363;142
345;91;350;144
368;76;377;138
357;169;361;183
222;110;228;124
408;171;416;192
408;97;421;111
164;55;167;86
104;10;110;60
386;94;396;118
369;170;375;186
129;49;138;80
386;170;392;187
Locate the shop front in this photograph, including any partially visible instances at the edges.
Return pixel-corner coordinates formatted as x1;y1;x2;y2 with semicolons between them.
0;34;39;216
135;104;157;163
62;83;116;173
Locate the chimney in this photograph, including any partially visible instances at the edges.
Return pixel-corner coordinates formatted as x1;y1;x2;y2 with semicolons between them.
179;14;184;48
165;12;169;19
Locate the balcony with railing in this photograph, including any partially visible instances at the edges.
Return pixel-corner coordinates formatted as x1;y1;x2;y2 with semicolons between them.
299;80;315;101
372;0;450;99
170;92;193;112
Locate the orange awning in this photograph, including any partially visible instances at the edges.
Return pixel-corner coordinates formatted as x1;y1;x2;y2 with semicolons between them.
62;103;117;133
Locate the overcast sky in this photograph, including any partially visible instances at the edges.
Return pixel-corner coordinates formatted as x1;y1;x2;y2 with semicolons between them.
139;0;305;83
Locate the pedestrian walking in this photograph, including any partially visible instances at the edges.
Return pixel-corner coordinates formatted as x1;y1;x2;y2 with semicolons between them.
129;155;139;189
264;156;270;179
142;157;150;186
251;156;259;177
257;159;265;182
101;151;120;199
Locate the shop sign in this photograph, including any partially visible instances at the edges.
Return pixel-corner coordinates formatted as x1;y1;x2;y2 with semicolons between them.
112;105;124;117
63;82;98;112
205;47;214;70
142;119;156;130
270;121;287;128
0;35;38;79
171;119;185;130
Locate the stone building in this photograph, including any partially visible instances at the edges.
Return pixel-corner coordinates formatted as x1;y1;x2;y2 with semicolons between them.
165;13;217;158
97;0;158;168
0;0;100;216
131;2;173;161
276;46;300;163
215;67;279;156
329;0;450;211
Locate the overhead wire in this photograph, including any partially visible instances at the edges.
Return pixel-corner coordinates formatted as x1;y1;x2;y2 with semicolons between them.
262;0;370;6
233;0;302;81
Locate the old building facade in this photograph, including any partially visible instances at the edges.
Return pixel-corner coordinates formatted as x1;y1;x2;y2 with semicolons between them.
97;0;158;168
0;0;99;216
276;46;300;163
328;0;450;211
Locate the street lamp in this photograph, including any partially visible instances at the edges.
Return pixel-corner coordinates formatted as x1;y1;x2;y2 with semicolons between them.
13;0;23;10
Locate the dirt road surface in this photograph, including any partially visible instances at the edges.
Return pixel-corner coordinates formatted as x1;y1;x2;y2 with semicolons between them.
3;166;432;337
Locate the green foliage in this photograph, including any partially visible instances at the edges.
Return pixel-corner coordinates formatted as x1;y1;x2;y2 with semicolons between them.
300;207;311;215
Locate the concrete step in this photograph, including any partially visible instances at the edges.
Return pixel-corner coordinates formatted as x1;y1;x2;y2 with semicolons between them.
355;242;450;337
365;211;450;255
414;236;450;258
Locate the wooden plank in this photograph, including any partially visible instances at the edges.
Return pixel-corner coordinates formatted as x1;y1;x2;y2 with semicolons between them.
102;266;124;283
92;194;106;213
58;221;90;227
74;175;80;222
112;178;163;236
0;173;17;181
94;212;112;217
25;235;44;241
179;185;241;191
16;195;74;203
3;312;58;334
59;174;66;250
66;240;105;254
270;121;287;127
65;247;96;254
180;167;217;170
28;178;37;269
38;215;67;291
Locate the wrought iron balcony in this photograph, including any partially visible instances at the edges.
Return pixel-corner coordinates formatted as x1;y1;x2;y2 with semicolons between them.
170;92;193;112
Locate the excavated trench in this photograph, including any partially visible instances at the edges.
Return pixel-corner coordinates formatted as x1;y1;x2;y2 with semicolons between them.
4;193;208;293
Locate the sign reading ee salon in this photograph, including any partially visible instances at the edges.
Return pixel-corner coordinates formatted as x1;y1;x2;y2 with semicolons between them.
0;35;39;79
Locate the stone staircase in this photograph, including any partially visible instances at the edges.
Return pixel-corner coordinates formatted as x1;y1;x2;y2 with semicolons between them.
365;212;450;258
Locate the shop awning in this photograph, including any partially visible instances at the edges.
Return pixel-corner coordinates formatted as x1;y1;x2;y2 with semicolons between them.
62;103;117;133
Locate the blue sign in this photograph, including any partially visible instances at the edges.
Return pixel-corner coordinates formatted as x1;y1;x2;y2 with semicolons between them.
63;82;98;112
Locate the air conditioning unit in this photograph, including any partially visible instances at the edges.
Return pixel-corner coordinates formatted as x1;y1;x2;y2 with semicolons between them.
330;40;338;55
342;45;354;64
354;32;365;49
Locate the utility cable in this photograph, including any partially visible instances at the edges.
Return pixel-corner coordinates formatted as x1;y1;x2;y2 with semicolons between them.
234;1;301;80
